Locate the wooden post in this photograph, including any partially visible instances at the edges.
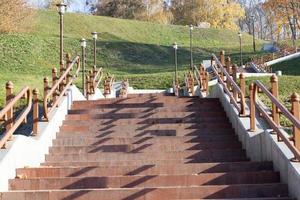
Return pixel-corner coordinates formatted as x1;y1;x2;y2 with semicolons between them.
220;51;225;66
6;81;14;140
232;64;237;83
249;83;256;132
86;74;90;99
270;75;280;125
211;56;215;67
44;77;49;102
239;73;245;97
32;88;39;136
225;56;231;74
291;93;300;151
52;68;58;103
205;72;209;95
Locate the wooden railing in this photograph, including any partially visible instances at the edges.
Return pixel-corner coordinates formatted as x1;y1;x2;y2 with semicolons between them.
251;46;298;73
249;76;300;161
43;55;80;120
103;74;115;96
119;79;129;98
0;82;39;149
198;64;209;96
211;52;246;116
185;70;194;96
86;66;103;98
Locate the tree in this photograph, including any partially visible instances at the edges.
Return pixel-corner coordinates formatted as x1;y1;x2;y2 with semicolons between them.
171;0;245;30
0;0;33;33
94;0;172;24
95;0;146;19
263;0;299;41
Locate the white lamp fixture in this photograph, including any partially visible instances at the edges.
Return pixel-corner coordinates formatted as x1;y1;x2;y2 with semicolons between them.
80;38;86;48
56;2;67;15
238;31;242;38
92;32;98;40
189;24;194;31
173;42;178;50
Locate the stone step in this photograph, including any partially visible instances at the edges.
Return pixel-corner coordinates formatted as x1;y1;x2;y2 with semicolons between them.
70;102;223;110
1;183;288;199
10;171;280;190
65;112;229;120
48;141;243;154
58;123;233;133
180;198;294;200
61;119;231;127
45;149;246;162
72;97;221;106
52;135;239;146
57;128;236;138
16;162;274;178
42;155;250;166
70;107;226;114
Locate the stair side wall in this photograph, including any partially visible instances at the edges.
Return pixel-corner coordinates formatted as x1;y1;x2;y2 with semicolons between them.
0;85;85;191
209;83;300;200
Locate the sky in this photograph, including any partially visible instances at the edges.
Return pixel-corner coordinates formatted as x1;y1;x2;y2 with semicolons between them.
27;0;93;13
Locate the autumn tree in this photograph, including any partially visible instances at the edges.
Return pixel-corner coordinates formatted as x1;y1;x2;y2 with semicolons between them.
263;0;299;41
171;0;245;30
95;0;146;19
0;0;33;33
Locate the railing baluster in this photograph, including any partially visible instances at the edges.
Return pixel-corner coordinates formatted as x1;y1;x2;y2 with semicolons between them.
32;88;39;136
5;81;14;140
270;75;280;126
291;93;300;151
205;72;209;95
239;73;245;98
52;68;58;104
249;83;256;132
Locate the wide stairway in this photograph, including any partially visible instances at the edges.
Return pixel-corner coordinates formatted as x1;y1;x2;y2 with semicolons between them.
3;94;293;199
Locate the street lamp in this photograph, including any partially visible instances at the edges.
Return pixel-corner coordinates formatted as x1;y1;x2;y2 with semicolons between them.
189;24;194;70
291;17;296;50
238;31;243;67
80;38;87;96
91;32;98;67
251;15;256;52
173;42;178;95
56;2;67;75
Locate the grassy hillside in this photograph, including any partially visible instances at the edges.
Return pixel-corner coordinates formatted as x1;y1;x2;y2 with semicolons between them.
0;10;264;106
272;57;300;76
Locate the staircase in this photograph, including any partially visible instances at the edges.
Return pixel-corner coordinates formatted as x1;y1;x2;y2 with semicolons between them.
2;94;293;199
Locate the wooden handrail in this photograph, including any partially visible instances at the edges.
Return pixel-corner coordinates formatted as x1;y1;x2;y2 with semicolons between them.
249;80;300;161
212;53;246;116
43;55;80;120
0;83;34;149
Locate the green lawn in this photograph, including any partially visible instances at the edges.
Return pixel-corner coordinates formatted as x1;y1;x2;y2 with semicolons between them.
272;57;300;76
0;9;265;107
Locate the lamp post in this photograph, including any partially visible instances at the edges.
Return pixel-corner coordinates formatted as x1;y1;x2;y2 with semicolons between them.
173;42;178;91
238;32;243;67
91;32;98;67
189;24;193;71
56;2;67;75
291;17;296;50
251;15;256;52
80;38;87;96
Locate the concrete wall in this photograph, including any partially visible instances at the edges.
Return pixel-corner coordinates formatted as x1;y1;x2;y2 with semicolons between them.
0;85;85;191
266;52;300;66
209;84;300;199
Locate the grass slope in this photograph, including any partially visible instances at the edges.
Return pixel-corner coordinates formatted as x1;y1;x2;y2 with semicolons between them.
0;10;264;106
